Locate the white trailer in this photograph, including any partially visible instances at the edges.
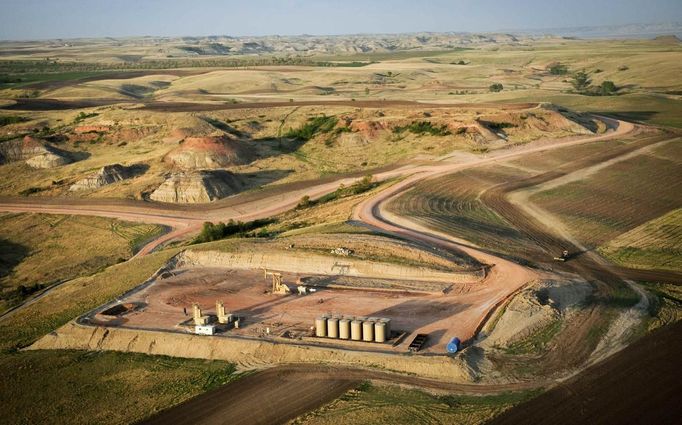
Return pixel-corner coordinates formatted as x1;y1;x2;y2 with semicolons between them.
195;325;216;335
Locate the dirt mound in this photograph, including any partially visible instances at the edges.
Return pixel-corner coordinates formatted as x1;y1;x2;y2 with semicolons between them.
349;120;389;138
0;135;71;168
149;170;245;203
74;125;110;134
69;163;145;191
164;135;254;170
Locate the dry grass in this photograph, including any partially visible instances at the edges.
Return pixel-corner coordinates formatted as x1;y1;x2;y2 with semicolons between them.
0;350;237;425
0;246;180;351
0;213;165;313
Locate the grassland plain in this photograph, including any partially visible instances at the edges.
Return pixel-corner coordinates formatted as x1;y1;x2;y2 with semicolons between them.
0;33;680;425
291;382;541;425
0;350;238;425
0;213;165;313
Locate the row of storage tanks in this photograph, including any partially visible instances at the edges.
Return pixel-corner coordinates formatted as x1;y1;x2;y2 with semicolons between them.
315;315;391;343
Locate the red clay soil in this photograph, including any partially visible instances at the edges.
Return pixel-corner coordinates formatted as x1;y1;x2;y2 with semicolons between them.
487;320;682;425
165;135;254;168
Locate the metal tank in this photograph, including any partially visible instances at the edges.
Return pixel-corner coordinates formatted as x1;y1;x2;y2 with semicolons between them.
339;318;351;339
374;321;387;343
315;316;327;337
362;320;375;342
380;318;392;339
327;317;339;338
350;319;363;340
446;337;461;353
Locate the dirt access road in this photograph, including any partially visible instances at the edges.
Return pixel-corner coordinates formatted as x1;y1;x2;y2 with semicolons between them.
0;112;647;423
141;364;541;425
1;97;537;112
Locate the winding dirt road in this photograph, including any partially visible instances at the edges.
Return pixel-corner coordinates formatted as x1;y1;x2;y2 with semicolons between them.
5;113;671;424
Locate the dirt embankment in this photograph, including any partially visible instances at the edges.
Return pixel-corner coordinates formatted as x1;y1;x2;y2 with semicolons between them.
30;321;472;382
176;248;483;283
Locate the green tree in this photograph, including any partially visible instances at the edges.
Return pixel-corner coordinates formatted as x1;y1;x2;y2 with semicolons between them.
570;70;592;92
548;63;568;75
599;80;618;95
489;83;504;92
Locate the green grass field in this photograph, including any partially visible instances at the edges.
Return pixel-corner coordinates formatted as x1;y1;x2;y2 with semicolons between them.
0;213;166;314
0;350;237;425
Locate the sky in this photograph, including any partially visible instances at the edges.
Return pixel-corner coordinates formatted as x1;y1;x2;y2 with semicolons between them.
0;0;681;40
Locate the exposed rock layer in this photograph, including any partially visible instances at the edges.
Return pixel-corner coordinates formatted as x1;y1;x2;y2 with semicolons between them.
69;164;138;191
0;136;71;168
150;170;244;203
165;136;254;170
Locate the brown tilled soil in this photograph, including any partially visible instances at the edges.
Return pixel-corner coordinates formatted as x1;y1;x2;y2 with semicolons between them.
140;364;542;425
487;320;682;425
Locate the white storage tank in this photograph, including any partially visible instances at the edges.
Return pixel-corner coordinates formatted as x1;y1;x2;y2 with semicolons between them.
315;316;327;337
350;319;363;340
362;320;375;342
380;318;392;339
339;318;351;339
374;321;387;343
327;317;339;338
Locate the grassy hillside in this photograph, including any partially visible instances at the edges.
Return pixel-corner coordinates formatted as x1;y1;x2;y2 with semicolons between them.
0;213;165;314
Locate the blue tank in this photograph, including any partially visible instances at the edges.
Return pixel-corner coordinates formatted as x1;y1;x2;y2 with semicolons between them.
446;337;461;353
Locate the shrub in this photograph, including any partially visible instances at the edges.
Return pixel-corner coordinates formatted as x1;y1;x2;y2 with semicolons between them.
193;218;276;243
489;83;504;92
296;195;312;209
284;115;338;141
598;80;618;96
570;70;592;92
0;115;29;126
73;111;99;123
548;63;568;75
393;121;451;136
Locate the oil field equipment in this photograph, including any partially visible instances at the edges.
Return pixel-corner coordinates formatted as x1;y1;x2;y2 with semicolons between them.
327;316;339;338
374;321;387;343
315;316;328;337
408;334;429;352
263;268;291;294
216;301;232;324
362;319;375;342
350;319;363;340
192;303;210;326
195;324;216;335
339;318;351;339
446;337;461;353
553;250;570;262
314;314;391;343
